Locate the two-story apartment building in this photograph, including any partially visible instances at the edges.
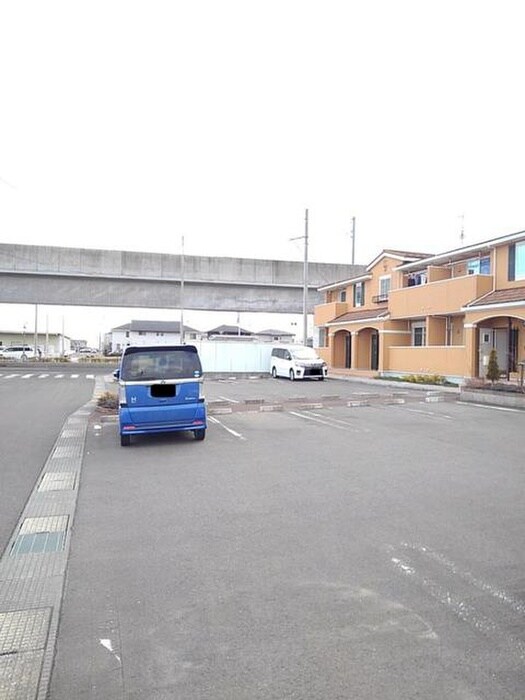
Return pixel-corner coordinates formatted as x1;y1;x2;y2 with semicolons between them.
314;231;525;382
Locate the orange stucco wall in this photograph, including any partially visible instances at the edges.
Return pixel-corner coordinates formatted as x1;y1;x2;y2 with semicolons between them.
388;346;468;376
389;274;493;318
494;242;525;288
314;302;348;325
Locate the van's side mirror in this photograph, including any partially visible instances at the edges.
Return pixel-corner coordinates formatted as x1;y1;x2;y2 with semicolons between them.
113;369;120;381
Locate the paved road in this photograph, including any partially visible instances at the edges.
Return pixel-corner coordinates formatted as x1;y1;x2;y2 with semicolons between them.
0;369;97;554
49;379;525;699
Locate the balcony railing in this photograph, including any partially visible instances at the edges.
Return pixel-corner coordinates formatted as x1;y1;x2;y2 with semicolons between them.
372;293;389;304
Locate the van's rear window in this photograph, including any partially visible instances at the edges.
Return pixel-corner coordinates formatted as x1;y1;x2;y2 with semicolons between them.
120;348;202;381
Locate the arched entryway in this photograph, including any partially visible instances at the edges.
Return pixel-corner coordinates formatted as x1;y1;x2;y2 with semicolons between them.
333;330;352;368
476;315;524;378
355;327;380;371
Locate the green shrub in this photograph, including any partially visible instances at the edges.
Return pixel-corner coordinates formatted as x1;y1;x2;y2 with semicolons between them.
486;349;500;384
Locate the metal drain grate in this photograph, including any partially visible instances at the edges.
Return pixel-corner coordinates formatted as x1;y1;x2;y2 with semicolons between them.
11;516;69;556
38;472;76;492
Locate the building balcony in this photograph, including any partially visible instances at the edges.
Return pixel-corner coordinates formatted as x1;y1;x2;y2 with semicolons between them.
388;274;494;318
314;301;349;326
372;293;389;304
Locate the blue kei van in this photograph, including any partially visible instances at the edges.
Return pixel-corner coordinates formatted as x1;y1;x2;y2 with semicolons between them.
117;345;207;446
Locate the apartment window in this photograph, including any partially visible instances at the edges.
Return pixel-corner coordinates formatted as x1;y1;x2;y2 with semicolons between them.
412;322;426;347
509;242;525;281
354;282;365;307
138;331;146;336
156;332;164;337
125;331;129;338
318;328;327;347
467;256;491;275
407;272;427;287
339;290;347;302
379;275;391;299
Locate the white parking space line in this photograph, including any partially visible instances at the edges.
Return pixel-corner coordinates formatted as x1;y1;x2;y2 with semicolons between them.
38;374;50;379
70;374;80;379
289;410;348;430
407;408;453;420
54;374;64;379
86;374;95;379
307;410;371;432
208;415;246;440
218;395;240;404
457;401;523;414
4;374;20;379
21;374;34;379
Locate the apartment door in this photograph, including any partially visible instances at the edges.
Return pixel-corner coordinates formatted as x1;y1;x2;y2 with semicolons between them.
344;332;352;369
371;331;379;371
478;327;508;376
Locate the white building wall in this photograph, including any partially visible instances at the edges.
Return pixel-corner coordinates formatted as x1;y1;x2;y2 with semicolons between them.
194;340;274;373
110;330;182;352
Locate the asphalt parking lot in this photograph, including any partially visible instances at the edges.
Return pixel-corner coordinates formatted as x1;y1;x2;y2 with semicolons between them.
45;375;525;699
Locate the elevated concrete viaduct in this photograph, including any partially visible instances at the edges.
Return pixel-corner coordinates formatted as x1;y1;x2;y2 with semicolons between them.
0;243;364;314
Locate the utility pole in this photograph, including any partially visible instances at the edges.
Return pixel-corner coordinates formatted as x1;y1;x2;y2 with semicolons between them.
180;235;185;345
290;208;309;346
33;305;38;357
303;208;309;346
351;216;356;265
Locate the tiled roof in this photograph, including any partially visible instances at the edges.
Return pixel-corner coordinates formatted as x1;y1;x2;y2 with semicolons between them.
207;324;252;335
382;249;433;259
328;308;390;324
111;320;199;333
466;286;525;307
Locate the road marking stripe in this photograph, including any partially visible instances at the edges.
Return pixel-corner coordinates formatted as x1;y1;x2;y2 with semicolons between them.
54;374;64;378
70;374;79;379
38;374;49;378
208;415;245;440
306;410;371;431
86;374;95;379
390;552;525;658
289;410;346;430
400;542;525;615
456;401;523;413
407;408;452;420
218;395;240;403
4;374;20;379
21;374;34;379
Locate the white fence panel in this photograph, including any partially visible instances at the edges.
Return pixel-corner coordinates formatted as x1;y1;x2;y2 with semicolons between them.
194;340;274;373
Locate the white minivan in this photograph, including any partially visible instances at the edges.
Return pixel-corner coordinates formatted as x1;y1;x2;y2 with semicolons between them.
270;345;328;381
0;345;38;360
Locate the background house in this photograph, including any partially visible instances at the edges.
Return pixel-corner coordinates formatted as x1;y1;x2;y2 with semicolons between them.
206;325;253;340
252;328;295;343
105;320;202;354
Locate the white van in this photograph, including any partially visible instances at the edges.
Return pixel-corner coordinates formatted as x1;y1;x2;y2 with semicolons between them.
270;345;327;381
0;345;38;360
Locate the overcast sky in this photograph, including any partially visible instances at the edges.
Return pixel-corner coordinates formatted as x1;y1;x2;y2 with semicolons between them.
1;1;525;342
